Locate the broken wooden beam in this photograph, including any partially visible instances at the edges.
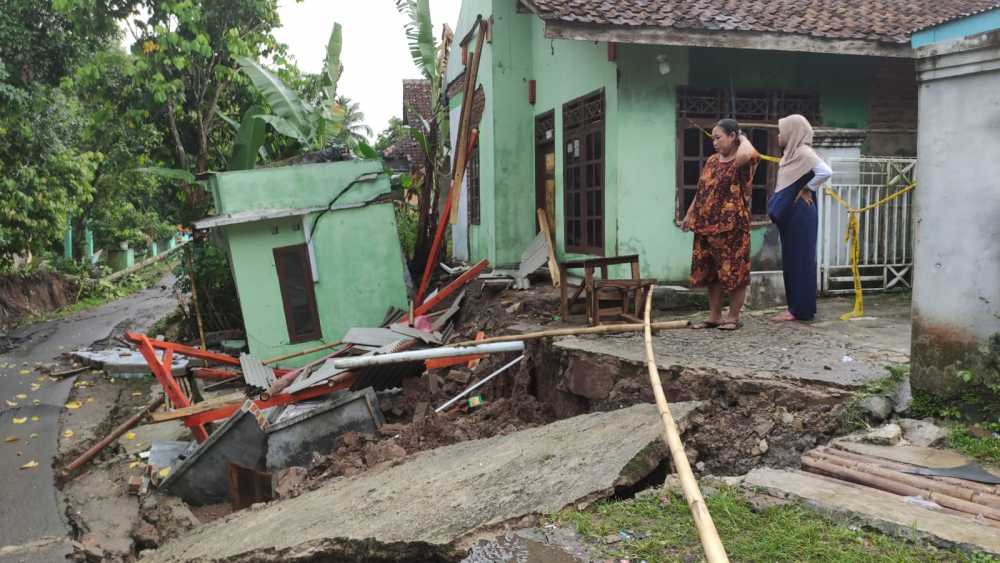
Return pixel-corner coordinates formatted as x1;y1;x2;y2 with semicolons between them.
62;395;165;478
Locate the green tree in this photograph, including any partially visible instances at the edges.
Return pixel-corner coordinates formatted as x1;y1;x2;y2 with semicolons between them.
0;0;126;266
375;116;407;152
0;87;99;266
334;95;373;144
72;49;176;251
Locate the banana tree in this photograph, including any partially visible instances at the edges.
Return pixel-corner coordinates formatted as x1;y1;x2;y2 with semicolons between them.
395;0;452;276
237;22;348;151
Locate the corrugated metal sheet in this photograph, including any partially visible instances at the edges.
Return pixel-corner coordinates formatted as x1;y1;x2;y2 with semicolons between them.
239;353;276;390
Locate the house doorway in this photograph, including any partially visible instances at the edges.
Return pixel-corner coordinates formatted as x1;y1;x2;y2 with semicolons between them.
535;111;555;233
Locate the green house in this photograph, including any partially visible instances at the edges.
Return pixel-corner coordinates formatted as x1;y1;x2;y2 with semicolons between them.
196;160;409;366
445;0;971;286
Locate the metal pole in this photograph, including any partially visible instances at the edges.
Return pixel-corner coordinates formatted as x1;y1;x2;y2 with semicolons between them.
435;355;525;413
330;341;524;370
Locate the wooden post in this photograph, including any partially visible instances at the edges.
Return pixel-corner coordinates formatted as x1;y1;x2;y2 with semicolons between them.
642;291;729;563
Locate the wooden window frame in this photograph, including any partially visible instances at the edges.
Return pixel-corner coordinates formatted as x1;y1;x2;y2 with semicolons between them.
468;144;481;225
562;89;605;256
675;87;821;223
676;120;776;222
273;243;322;344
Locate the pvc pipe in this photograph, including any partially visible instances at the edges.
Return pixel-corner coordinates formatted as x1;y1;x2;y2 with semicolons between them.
330;341;524;370
435;355;525;413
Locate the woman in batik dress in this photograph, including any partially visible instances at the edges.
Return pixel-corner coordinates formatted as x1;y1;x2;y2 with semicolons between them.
682;119;759;331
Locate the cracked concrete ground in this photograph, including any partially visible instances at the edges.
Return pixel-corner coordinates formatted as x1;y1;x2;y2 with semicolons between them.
551;293;912;388
146;402;703;562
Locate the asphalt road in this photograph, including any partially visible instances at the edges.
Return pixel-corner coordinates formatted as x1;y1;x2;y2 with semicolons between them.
0;274;177;562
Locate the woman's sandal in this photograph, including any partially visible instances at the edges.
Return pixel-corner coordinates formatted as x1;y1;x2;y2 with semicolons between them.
691;320;721;329
718;320;743;331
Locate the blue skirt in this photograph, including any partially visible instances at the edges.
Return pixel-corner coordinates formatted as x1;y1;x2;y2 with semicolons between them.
768;186;818;320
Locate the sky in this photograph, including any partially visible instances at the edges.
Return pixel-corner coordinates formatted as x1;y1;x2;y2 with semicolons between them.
273;1;463;139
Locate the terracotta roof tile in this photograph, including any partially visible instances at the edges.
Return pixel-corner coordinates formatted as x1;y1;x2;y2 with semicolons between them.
526;0;1000;44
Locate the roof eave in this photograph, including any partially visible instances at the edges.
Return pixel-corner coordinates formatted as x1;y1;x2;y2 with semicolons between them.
544;21;915;59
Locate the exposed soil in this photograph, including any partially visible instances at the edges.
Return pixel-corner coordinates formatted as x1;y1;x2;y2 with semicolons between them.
0;270;78;335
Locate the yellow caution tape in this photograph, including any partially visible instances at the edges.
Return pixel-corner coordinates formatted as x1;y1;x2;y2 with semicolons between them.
824;183;917;320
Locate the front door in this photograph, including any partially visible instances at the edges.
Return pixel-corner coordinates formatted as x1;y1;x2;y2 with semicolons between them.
535;112;556;232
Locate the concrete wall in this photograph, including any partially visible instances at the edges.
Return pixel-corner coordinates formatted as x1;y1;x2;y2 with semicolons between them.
912;31;1000;397
210;161;409;366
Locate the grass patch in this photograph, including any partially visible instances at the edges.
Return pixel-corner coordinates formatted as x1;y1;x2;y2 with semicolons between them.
949;425;1000;465
554;487;997;562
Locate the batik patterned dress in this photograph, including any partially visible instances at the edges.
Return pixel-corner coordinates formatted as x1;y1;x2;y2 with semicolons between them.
687;154;759;291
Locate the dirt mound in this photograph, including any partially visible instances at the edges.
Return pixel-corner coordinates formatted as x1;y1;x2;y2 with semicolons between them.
0;270;77;329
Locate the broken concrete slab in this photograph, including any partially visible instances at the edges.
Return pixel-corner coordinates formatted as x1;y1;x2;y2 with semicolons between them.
145;402;703;562
743;468;1000;555
160;401;269;506
73;347;188;378
266;388;384;472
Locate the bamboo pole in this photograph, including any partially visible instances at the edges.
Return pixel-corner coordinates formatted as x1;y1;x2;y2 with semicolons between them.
262;340;343;366
642;291;729;563
820;446;1000;498
808;450;1000;510
801;456;1000;522
185;246;207;356
450;320;689;347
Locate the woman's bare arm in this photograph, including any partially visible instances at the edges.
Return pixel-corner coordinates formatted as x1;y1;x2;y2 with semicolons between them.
734;134;757;167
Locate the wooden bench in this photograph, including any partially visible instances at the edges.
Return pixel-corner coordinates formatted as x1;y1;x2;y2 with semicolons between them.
559;255;656;326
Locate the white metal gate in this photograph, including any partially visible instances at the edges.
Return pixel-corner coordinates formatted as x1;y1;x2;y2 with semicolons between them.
819;157;917;294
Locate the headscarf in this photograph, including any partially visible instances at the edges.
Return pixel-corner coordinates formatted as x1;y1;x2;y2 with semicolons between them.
776;114;820;192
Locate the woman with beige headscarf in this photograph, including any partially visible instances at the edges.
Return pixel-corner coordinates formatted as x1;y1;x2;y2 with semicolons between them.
768;115;832;321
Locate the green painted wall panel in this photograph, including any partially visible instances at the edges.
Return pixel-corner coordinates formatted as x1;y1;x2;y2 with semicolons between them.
224;203;408;367
210;160;387;215
214;160;408;367
615;45;692;281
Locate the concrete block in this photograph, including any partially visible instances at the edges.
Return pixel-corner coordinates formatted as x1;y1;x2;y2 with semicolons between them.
265;388;384;472
747;271;787;310
161;401;269;506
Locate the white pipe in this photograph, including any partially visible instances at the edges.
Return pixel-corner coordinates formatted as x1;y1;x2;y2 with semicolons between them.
330;341;524;370
435;355;525;413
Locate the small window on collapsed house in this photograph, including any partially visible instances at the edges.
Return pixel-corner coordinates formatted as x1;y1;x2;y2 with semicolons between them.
675;87;821;221
273;244;322;344
467;87;485;226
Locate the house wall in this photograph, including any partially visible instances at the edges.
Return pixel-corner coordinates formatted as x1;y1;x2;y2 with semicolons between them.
911;30;1000;398
449;4;891;282
210;161;409;366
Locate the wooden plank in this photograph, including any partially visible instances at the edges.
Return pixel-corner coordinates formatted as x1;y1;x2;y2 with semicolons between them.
517;232;549;280
537;208;561;288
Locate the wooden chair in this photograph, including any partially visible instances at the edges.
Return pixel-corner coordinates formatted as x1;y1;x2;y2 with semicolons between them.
559;254;656;326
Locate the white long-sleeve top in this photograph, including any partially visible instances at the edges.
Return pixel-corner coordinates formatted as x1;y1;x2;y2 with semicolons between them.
806;160;833;191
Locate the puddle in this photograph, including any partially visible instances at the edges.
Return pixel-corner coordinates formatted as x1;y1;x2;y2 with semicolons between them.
463;528;589;563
